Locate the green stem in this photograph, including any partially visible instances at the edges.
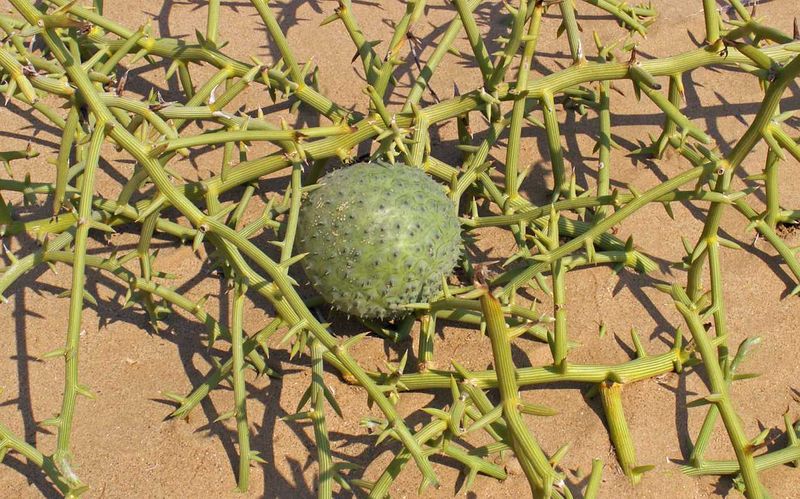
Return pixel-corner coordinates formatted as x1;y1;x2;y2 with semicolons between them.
651;73;683;158
487;0;529;91
52;106;81;217
559;0;584;63
682;446;800;476
764;149;780;229
422;41;800;123
206;0;220;45
333;0;381;85
702;0;720;44
671;286;764;498
466;188;733;228
402;0;480;112
204;221;440;488
453;0;493;82
732;198;800;291
417;314;435;370
541;90;567;199
361;344;683;391
0;422;77;495
368;420;447;498
505;1;543;201
599;382;642;484
594;79;611;220
98;26;145;75
581;0;648;35
548;210;568;371
480;287;560;494
0;44;38;103
495;165;707;294
280;162;303;262
250;0;301;83
54;119;105;483
373;0;426;97
583;458;604;498
169;319;283;420
310;340;334;499
231;281;252;492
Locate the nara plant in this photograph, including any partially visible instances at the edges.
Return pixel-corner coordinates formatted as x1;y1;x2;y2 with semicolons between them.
0;0;798;498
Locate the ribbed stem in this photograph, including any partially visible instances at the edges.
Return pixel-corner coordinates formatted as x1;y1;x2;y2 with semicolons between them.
594;80;611;220
402;0;481;112
52;107;81;217
559;0;584;63
505;1;543;200
481;288;560;494
453;0;493;82
310;340;334;499
673;289;763;499
764;149;781;229
583;459;603;498
541;90;567;199
702;0;720;44
206;0;220;44
53;119;105;484
599;382;641;484
231;281;252;491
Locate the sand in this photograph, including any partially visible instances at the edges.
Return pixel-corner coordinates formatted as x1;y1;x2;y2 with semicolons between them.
1;0;799;497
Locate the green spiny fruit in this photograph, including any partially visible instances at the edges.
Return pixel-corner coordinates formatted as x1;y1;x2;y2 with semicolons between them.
297;161;462;318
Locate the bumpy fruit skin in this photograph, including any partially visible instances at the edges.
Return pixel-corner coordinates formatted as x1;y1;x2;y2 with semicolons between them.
297;161;462;318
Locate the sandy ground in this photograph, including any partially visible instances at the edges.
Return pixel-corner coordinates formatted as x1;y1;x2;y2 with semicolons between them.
1;0;799;497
